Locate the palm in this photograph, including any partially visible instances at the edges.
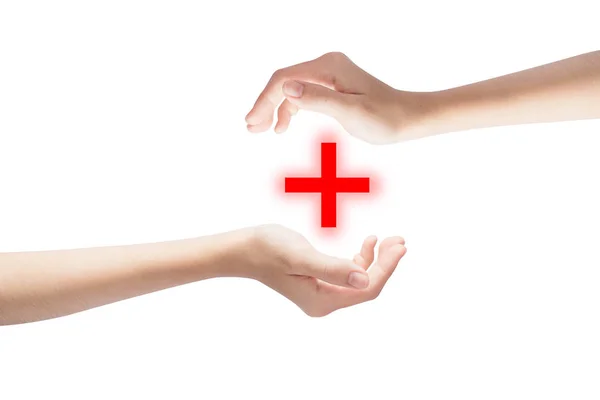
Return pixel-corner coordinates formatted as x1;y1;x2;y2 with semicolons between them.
254;224;407;317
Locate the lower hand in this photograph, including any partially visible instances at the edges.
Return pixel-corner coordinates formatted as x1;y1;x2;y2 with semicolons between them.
248;224;407;317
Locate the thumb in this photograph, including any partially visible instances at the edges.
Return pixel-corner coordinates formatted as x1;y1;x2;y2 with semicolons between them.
282;80;354;119
293;251;370;289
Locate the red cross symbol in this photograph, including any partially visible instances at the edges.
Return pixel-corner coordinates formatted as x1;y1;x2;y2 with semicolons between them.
284;142;370;228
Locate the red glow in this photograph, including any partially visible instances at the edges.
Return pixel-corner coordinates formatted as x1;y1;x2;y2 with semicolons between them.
285;142;369;227
273;128;384;237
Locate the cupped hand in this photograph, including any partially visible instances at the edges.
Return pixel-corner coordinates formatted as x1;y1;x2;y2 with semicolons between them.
245;52;427;144
250;224;407;317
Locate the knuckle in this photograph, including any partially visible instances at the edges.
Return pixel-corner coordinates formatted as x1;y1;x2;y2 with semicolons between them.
322;51;348;62
304;308;321;318
304;305;330;318
366;288;381;302
317;53;349;89
271;68;285;81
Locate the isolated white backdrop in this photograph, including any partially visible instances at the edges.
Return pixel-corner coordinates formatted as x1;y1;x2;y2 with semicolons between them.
1;1;599;399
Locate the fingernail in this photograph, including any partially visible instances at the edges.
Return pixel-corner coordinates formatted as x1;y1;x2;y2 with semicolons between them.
348;271;369;289
283;81;304;98
246;114;259;125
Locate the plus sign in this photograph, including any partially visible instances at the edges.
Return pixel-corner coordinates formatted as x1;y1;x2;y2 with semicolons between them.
284;142;370;228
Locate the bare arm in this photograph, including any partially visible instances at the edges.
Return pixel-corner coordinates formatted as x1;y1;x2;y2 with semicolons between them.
411;50;600;139
246;50;600;144
0;230;251;324
0;225;406;325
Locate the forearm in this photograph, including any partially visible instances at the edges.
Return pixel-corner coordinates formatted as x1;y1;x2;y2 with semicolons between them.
0;228;255;325
404;50;600;139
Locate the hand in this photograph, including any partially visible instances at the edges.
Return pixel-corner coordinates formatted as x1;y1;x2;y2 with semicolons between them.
0;223;405;325
250;224;407;317
245;52;428;144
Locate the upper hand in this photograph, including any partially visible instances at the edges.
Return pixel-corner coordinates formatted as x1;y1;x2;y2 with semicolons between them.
245;52;427;144
249;224;407;317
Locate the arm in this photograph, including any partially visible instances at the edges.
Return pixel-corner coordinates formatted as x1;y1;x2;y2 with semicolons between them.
0;224;406;325
411;50;600;139
246;50;600;144
0;229;252;325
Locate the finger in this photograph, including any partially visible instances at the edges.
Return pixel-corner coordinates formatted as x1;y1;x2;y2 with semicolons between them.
282;80;357;119
359;235;378;269
274;99;298;133
318;243;406;311
378;236;405;252
293;252;370;290
353;253;366;268
247;119;273;133
245;58;334;129
365;243;407;297
371;236;405;270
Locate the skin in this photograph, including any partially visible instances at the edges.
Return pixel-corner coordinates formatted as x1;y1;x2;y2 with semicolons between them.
0;224;406;325
246;50;600;144
9;50;594;326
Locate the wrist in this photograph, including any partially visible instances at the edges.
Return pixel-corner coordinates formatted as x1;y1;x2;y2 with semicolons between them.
221;226;265;280
389;90;444;141
391;89;474;141
180;227;258;281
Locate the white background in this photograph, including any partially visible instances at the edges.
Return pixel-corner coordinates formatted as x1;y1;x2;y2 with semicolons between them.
1;1;599;399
